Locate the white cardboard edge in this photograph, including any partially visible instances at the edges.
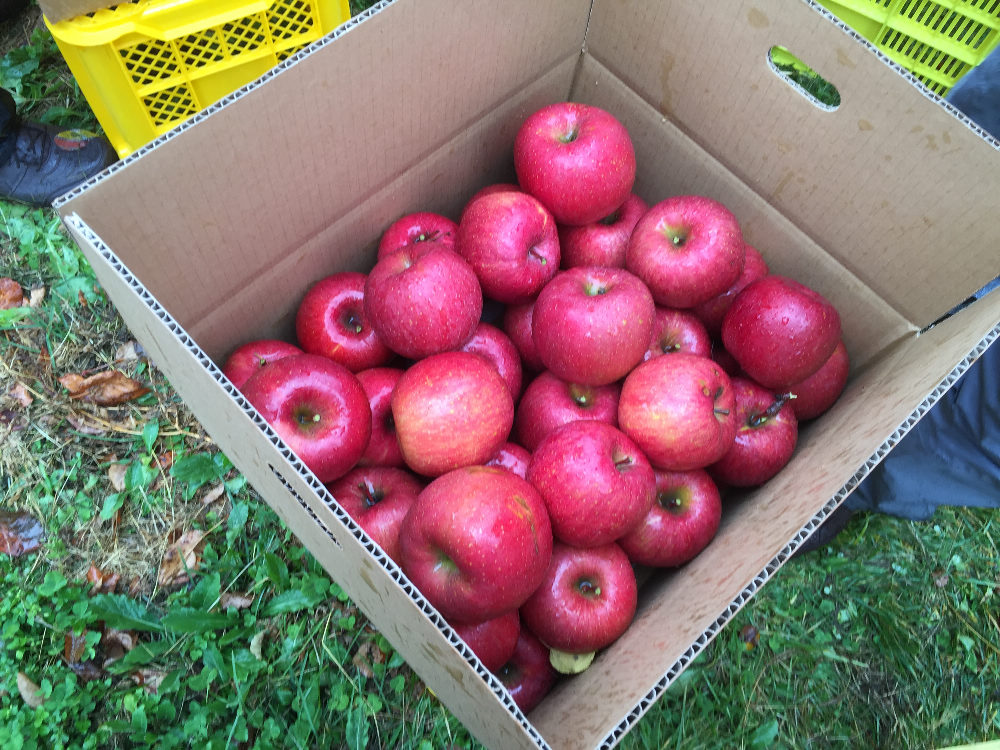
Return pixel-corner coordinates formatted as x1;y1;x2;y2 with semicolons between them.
59;211;551;750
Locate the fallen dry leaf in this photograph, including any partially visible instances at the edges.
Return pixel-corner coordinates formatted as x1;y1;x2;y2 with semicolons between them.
132;669;166;694
352;638;389;679
16;672;44;708
27;286;45;307
86;563;120;595
114;340;144;363
0;511;45;558
102;629;136;665
65;411;107;435
107;463;127;492
200;483;226;507
0;277;26;309
250;629;269;660
59;370;151;407
739;624;760;650
64;631;90;663
220;592;254;610
8;382;33;408
157;529;205;588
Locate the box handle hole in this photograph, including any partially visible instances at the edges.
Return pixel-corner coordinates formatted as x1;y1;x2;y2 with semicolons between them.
768;45;841;110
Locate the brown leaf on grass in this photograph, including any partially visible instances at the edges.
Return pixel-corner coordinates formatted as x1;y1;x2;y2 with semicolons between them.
0;409;24;429
59;370;151;406
157;529;205;588
933;569;950;588
64;631;89;663
102;629;136;666
65;411;107;435
200;483;226;507
8;382;33;408
86;563;120;595
0;511;45;558
250;629;269;660
220;592;254;611
27;286;45;307
740;624;760;650
132;669;166;694
77;289;88;308
107;463;127;492
156;451;174;471
352;637;389;679
0;278;26;309
114;340;144;363
16;672;44;708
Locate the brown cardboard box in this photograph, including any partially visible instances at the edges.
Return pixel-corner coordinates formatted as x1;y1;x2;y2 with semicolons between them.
37;0;115;23
53;0;1000;747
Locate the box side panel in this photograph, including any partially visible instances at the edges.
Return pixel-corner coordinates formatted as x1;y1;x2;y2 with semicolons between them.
58;0;589;349
530;290;1000;748
62;216;549;750
570;56;914;370
187;56;579;360
586;0;1000;329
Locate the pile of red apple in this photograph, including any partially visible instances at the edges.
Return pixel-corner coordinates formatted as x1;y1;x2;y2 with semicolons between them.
222;102;850;712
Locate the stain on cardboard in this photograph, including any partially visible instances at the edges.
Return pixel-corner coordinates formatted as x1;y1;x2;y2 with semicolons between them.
858;119;873;131
747;7;769;28
925;134;938;151
773;169;796;198
910;124;924;134
836;48;856;68
660;53;675;115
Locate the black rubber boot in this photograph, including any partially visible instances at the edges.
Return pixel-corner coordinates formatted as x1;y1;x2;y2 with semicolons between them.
0;90;117;207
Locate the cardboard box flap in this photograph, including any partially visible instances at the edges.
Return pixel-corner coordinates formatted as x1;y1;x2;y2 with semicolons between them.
586;0;1000;330
58;0;590;347
38;0;114;24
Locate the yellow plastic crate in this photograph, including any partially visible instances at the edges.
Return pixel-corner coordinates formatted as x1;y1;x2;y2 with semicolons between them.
818;0;1000;95
45;0;351;157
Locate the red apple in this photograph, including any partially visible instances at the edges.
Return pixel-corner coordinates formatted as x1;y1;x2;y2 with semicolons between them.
520;541;637;654
514;102;636;226
618;352;737;471
514;370;620;453
558;193;648;269
503;300;545;373
643;307;713;361
456;189;560;304
242;353;371;483
459;183;521;224
708;377;798;488
460;321;524;401
399;465;553;623
327;465;423;564
787;340;850;421
617;468;722;568
532;266;655;386
364;244;482;360
391;351;514;477
527;420;655;547
721;275;842;389
495;626;559;714
355;367;405;467
691;243;769;336
295;271;392;373
486;441;532;479
377;211;458;259
450;609;521;672
222;339;303;390
626;195;745;308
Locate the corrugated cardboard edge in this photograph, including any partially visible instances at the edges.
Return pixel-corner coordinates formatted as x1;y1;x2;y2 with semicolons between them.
596;318;1000;747
60;211;553;750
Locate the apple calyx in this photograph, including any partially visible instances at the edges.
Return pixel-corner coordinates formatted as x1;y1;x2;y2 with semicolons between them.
342;310;364;335
659;489;687;515
747;393;795;428
295;408;323;427
549;648;595;675
575;578;601;599
569;385;593;408
432;550;459;577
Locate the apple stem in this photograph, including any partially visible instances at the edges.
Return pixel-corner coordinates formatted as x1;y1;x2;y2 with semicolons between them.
714;408;730;416
415;230;440;243
614;455;633;471
748;392;795;428
359;479;383;507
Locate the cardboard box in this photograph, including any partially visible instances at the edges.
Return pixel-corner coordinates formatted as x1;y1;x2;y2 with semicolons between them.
37;0;116;24
54;0;1000;747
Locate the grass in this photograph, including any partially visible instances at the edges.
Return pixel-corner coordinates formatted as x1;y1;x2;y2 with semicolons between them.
1;2;999;748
